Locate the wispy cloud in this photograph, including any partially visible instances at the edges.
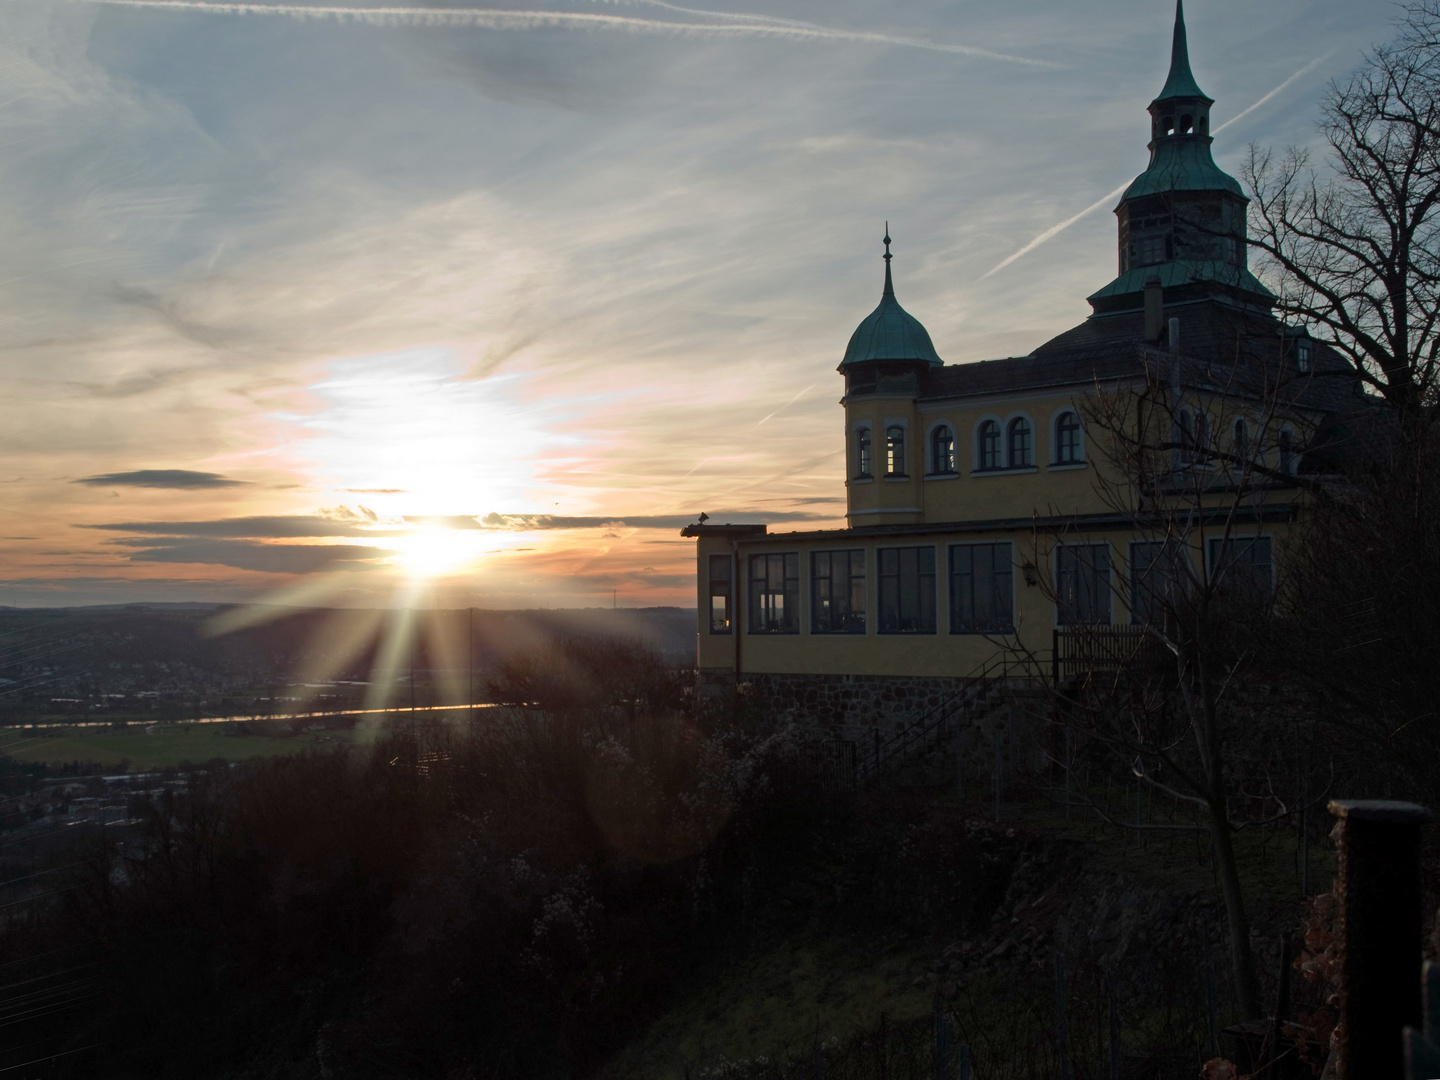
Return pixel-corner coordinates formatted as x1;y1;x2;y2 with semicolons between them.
79;0;1059;66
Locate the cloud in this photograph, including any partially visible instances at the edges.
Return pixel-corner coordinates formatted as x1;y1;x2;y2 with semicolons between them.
125;538;385;573
74;469;248;489
84;515;381;538
81;1;1059;67
478;510;829;530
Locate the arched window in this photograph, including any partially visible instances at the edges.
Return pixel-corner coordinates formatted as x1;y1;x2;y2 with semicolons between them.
1162;114;1175;135
885;425;907;477
930;425;956;474
1232;418;1249;468
1278;429;1296;475
1180;113;1193;134
855;427;872;477
977;420;1001;471
1007;417;1033;468
1054;411;1083;464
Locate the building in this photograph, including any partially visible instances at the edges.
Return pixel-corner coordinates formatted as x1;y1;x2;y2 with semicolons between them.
682;2;1378;739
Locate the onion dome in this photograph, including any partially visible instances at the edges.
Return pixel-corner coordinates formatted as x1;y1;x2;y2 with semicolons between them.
840;229;943;368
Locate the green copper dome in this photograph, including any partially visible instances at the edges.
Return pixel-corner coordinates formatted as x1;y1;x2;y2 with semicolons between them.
840;235;943;369
1121;137;1243;200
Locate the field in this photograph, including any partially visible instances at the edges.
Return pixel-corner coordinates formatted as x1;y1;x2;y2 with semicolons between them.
0;723;358;771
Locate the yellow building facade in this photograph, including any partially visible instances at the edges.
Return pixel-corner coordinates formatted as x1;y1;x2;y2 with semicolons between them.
682;3;1373;737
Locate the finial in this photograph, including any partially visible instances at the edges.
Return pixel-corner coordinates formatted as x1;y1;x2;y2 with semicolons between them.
882;223;894;296
1155;0;1208;102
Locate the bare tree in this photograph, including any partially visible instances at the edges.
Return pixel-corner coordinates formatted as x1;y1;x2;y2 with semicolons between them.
1245;1;1440;434
1021;342;1325;1023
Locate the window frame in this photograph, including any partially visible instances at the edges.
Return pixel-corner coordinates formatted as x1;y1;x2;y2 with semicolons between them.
876;545;937;635
1052;410;1085;466
974;417;1003;471
1006;415;1035;468
853;424;873;479
927;421;958;476
948;541;1015;635
747;552;801;634
810;548;867;635
884;423;908;478
707;553;733;635
1054;543;1113;626
1128;539;1190;628
1206;535;1275;600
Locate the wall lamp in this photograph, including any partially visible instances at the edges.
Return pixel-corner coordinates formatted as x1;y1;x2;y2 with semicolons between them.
1021;561;1038;587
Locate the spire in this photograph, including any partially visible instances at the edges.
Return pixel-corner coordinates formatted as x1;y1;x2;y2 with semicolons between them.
882;223;894;297
1155;0;1209;103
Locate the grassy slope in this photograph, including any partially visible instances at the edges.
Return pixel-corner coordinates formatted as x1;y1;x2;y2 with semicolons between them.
0;725;357;771
605;792;1334;1078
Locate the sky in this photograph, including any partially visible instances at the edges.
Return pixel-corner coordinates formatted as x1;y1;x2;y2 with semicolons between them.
0;0;1397;610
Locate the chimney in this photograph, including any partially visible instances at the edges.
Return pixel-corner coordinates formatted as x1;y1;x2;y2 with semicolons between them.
1144;275;1163;341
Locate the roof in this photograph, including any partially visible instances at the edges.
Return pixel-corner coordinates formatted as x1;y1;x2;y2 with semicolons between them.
840;250;943;369
1088;260;1272;305
910;298;1391;470
1120;137;1243;201
1154;0;1211;103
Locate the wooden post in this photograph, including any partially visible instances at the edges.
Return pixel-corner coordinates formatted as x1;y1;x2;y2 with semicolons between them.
1107;969;1119;1080
1203;937;1219;1059
993;728;1002;822
957;1043;970;1080
1054;954;1071;1080
1328;799;1432;1080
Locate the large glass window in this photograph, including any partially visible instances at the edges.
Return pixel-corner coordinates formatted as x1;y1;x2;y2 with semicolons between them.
708;554;732;634
811;549;866;634
1055;411;1083;464
748;553;799;633
930;425;956;474
949;543;1014;634
885;426;907;477
977;420;1001;470
878;546;936;634
1129;540;1189;628
1208;537;1274;599
855;427;872;478
1056;544;1111;625
1007;418;1033;467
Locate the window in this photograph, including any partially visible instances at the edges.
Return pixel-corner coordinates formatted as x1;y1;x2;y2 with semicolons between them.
1007;418;1033;467
855;427;872;478
1177;410;1209;466
930;425;956;474
1056;544;1111;625
1232;419;1250;469
949;543;1014;634
1133;233;1169;266
1278;429;1296;475
1054;411;1083;464
1295;338;1313;373
811;549;866;634
708;554;732;634
1129;540;1188;628
977;420;1001;470
878;546;936;634
748;553;799;633
1208;537;1274;600
885;425;907;477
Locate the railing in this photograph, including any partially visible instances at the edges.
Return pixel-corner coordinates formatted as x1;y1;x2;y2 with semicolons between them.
1051;625;1169;683
851;652;1044;786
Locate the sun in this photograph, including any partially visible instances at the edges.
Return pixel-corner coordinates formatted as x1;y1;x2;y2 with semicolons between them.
389;527;485;578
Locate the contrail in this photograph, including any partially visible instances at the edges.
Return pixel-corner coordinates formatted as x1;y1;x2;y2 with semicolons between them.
980;52;1335;278
980;181;1128;280
78;0;1059;66
756;382;815;425
1213;51;1334;134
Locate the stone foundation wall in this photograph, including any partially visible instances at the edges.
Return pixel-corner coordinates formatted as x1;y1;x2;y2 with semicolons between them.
704;671;972;742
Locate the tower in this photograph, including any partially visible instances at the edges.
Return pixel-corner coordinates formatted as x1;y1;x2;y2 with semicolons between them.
1087;0;1273;317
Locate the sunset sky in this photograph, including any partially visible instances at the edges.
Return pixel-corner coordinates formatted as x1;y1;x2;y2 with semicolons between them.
0;0;1393;609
